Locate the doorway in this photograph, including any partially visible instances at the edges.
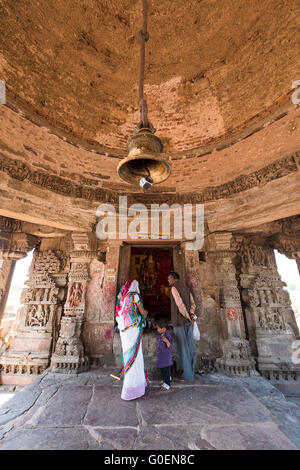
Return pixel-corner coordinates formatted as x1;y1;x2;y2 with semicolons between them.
129;246;173;323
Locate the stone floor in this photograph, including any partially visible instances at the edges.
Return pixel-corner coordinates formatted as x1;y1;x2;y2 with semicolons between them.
0;369;299;450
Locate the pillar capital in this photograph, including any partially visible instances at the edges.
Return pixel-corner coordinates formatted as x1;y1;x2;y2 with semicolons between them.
270;233;300;260
0;215;23;233
206;232;233;253
0;232;39;260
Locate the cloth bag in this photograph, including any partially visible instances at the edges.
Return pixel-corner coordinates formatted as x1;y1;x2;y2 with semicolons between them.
193;321;200;341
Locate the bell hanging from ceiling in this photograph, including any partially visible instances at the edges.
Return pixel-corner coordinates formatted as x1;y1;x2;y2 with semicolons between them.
117;128;171;187
117;0;172;189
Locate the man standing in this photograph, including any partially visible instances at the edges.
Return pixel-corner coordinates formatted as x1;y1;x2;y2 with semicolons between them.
168;271;197;382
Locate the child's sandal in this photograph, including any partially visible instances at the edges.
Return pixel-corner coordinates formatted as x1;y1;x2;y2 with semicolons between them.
161;383;170;391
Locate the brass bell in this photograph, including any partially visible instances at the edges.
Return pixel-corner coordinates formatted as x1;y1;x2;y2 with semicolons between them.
117;129;172;186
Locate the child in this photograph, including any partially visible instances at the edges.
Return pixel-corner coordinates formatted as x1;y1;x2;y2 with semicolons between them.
155;318;173;391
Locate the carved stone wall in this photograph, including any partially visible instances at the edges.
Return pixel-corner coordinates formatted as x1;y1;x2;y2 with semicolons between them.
0;248;68;384
86;241;121;368
205;233;257;377
181;245;218;370
236;236;300;382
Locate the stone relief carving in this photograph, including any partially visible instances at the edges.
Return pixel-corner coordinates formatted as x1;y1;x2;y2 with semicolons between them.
136;152;299;205
242;272;291;334
0;249;68;378
0;216;23;232
0;152;118;204
238;239;300;382
241;244;275;269
0;151;299;205
0;232;39;260
68;282;84;308
216;338;257;376
51;237;91;373
22;251;63;330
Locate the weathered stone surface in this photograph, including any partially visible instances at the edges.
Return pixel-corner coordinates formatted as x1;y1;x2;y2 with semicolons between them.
0;385;42;426
201;423;296;450
84;386;139;427
154;425;215;450
86;426;138;451
139;384;271;426
30;385;93;427
0;1;299;158
134;426;185;450
0;427;101;450
0;372;299;450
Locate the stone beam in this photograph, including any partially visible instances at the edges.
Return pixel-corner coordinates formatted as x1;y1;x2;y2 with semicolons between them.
207;172;300;232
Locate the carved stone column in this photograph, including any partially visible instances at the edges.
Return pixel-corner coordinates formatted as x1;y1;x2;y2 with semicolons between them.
0;259;16;327
207;232;257;376
51;233;91;373
238;237;300;382
296;258;300;277
178;244;204;369
271;233;300;278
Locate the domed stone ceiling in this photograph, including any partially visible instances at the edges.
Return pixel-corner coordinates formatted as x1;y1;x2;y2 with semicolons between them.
0;0;299;151
0;0;299;224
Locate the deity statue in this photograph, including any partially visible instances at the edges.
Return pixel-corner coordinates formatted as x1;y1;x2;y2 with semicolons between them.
141;253;159;292
68;282;84;307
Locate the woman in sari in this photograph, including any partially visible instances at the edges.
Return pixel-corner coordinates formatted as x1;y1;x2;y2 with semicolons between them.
115;279;148;400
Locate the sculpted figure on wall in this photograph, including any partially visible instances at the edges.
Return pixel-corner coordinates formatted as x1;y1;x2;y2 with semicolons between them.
68;282;84;308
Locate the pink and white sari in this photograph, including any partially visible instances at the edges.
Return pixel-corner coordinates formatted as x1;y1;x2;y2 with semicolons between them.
115;279;147;400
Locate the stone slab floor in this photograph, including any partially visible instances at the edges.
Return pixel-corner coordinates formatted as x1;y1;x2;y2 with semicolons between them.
0;370;299;450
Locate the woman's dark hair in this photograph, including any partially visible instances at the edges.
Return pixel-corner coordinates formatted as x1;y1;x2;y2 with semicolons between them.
169;271;180;280
155;318;168;329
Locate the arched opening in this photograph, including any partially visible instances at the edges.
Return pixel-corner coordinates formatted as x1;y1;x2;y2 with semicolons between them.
274;249;300;329
0;250;34;353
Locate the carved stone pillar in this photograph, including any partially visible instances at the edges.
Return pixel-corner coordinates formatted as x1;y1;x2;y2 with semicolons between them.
0;259;16;327
177;244;204;369
296;257;300;277
238;237;300;382
207;232;257;377
0;248;68;385
108;242;129;367
271;233;300;277
51;233;92;373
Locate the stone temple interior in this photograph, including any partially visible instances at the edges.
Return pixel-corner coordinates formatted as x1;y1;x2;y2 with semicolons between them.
0;0;299;450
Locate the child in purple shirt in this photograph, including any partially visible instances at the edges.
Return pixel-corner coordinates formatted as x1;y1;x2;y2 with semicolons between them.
155;318;173;391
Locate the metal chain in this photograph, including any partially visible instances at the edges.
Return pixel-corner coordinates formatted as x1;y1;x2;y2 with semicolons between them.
138;0;150;129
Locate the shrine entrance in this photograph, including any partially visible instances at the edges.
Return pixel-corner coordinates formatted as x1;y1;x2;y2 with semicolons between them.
129;246;173;325
114;243;182;371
